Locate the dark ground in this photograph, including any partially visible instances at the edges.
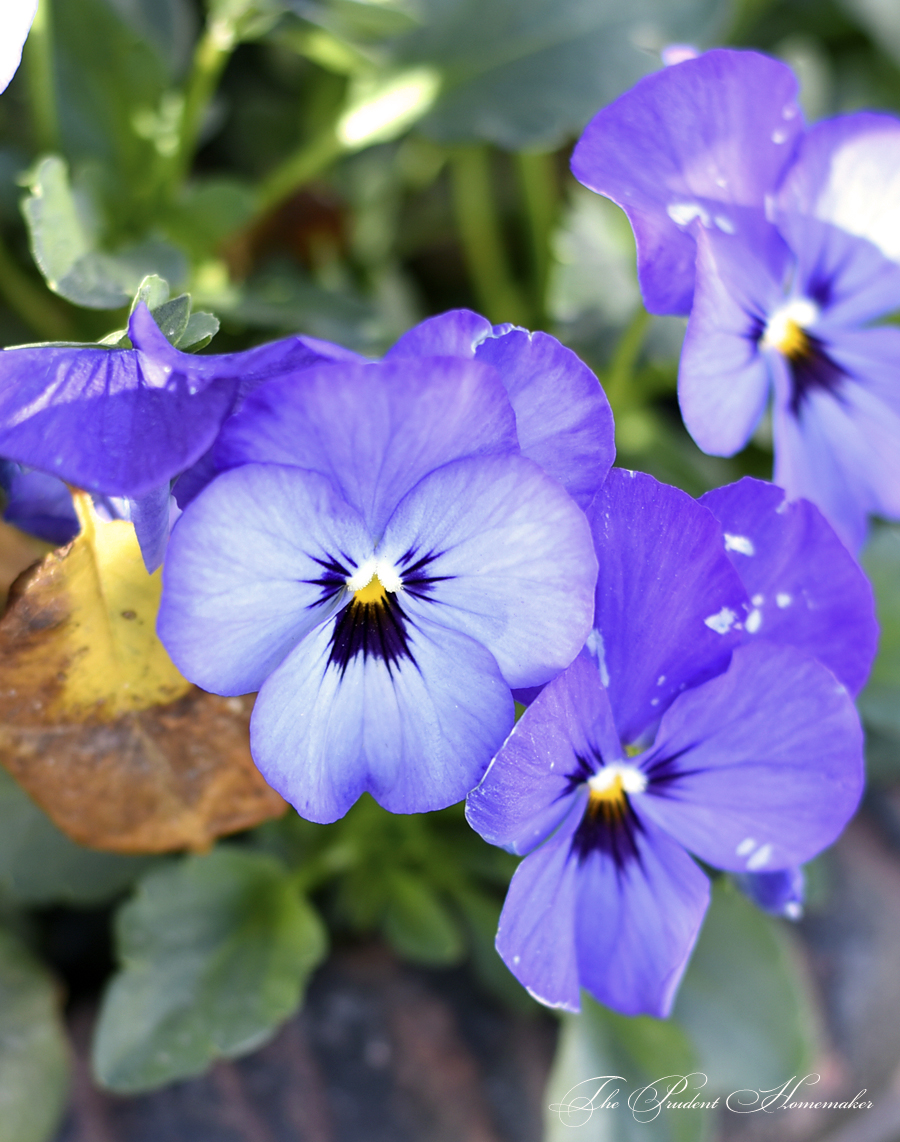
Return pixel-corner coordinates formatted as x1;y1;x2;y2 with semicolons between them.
48;792;900;1142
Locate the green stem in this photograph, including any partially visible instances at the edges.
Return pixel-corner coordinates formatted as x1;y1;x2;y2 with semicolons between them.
0;232;74;341
515;150;557;320
255;128;346;217
724;0;778;43
23;0;59;153
450;146;531;327
168;17;237;192
289;843;358;895
604;305;650;414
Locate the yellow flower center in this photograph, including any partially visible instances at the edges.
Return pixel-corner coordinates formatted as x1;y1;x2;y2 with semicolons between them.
353;572;388;606
587;772;627;816
586;762;646;820
761;299;818;360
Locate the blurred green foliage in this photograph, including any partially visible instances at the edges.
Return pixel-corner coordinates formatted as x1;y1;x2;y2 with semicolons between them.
0;0;899;1131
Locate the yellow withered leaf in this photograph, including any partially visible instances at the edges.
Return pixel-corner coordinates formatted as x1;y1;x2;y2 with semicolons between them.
19;492;193;719
0;496;285;853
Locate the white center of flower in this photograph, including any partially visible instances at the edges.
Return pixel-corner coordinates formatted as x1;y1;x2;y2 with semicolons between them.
761;298;819;357
587;762;647;798
346;557;403;598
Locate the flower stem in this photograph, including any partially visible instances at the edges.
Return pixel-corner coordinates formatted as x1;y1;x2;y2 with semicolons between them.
168;16;237;193
515;149;558;321
289;842;358;895
255;127;346;217
449;145;532;327
0;231;74;341
23;0;59;153
604;305;650;413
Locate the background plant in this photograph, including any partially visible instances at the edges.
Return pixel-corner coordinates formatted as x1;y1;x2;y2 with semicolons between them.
1;1;900;1140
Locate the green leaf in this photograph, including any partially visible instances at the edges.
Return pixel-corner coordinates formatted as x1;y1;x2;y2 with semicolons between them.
22;158;186;309
109;0;199;79
859;525;900;771
92;846;328;1092
21;156;95;291
672;879;818;1094
124;276;220;350
395;0;732;149
53;0;171;220
0;768;152;907
177;310;220;350
130;273;172;313
0;928;69;1142
382;869;465;965
161;178;256;261
147;292;192;343
545;995;708;1142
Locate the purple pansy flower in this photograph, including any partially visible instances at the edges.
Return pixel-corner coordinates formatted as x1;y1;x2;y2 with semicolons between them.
571;49;803;317
572;48;900;551
0;307;612;569
0;304;357;567
157;354;600;823
466;470;864;1016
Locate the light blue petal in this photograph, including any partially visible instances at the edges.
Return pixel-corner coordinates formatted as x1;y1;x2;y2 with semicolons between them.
250;616;514;822
382;453;597;688
158;464;371;695
637;642;864;872
215;356;519;536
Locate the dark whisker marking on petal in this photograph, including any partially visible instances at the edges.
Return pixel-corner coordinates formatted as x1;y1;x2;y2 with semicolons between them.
788;335;848;415
328;591;415;678
397;546;454;601
302;553;353;604
563;749;644;875
640;743;696;784
571;797;644;876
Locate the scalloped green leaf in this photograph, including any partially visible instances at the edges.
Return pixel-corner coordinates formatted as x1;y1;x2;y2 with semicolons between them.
93;847;327;1092
0;929;70;1142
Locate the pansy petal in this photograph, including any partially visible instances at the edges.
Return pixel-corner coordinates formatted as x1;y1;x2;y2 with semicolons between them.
1;466;78;546
494;808;584;1011
382;454;597;688
678;225;786;456
700;477;878;695
776;212;900;328
215;357;519;535
473;330;615;508
574;817;711;1018
637;641;864;873
571;49;802;314
129;483;177;573
495;804;710;1017
0;341;235;499
772;331;900;552
158;463;372;695
388;315;614;508
587;469;746;745
250;615;514;822
467;651;619;856
777;111;900;266
733;868;804;919
0;0;37;93
0;304;351;498
384;309;492;359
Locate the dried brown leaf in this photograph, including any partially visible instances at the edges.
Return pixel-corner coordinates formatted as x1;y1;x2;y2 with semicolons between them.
0;499;285;853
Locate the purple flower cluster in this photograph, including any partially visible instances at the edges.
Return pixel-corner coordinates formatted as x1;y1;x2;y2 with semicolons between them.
573;48;900;552
0;47;878;1019
466;470;872;1015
